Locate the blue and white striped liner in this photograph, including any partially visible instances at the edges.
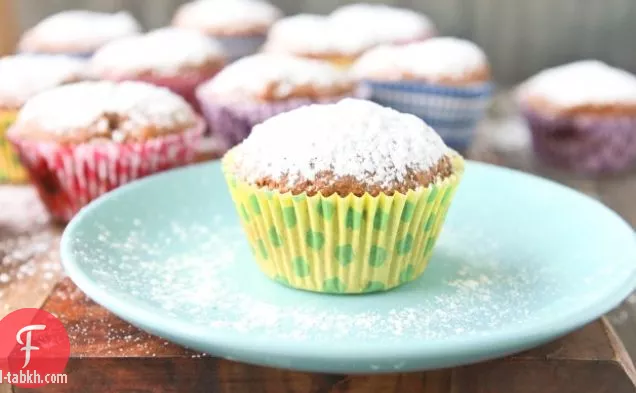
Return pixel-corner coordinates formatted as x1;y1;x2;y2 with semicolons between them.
366;80;493;151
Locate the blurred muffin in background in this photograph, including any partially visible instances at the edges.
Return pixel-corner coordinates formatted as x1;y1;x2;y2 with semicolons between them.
262;14;373;69
18;10;141;58
172;0;282;61
0;54;87;183
517;60;636;173
7;81;205;222
263;6;435;69
90;28;226;112
351;37;492;152
329;3;436;46
196;53;368;147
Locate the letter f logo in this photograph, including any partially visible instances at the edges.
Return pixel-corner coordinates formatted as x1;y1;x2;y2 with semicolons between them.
16;325;46;368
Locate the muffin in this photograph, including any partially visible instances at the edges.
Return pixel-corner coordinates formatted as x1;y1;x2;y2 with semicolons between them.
196;53;368;147
18;10;141;58
351;37;493;152
329;3;436;45
172;0;282;61
222;98;464;294
0;54;87;183
262;14;373;69
517;60;636;173
90;28;226;112
7;81;204;222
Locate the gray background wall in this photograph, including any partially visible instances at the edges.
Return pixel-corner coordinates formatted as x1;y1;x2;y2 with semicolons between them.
15;0;636;86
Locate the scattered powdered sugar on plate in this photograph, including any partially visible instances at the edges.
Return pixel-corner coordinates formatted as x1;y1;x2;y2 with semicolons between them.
70;212;562;343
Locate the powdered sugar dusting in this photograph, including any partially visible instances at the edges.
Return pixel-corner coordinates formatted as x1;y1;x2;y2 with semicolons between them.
264;14;377;57
517;60;636;109
0;186;62;314
230;98;448;188
19;10;141;53
330;3;435;44
12;81;196;138
69;213;555;342
0;54;87;108
173;0;282;32
199;53;351;99
91;28;225;77
352;37;488;82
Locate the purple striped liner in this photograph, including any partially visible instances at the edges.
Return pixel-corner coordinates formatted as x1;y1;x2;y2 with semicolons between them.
196;86;371;148
521;106;636;173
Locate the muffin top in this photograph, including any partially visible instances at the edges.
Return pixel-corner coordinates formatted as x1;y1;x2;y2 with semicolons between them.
225;98;453;197
0;54;87;111
19;10;141;55
90;28;225;78
351;37;490;85
263;14;377;58
329;3;436;45
517;60;636;115
10;81;198;144
197;53;355;101
172;0;282;36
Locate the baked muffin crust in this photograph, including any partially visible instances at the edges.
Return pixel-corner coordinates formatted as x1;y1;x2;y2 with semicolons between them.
225;98;453;197
10;81;198;144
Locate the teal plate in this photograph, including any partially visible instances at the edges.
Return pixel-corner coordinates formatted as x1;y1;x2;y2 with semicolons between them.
61;161;636;373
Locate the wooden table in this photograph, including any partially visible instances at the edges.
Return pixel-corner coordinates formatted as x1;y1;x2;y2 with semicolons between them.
2;93;636;392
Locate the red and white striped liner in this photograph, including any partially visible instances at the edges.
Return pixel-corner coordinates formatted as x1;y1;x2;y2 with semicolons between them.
522;107;636;173
8;120;204;222
196;85;371;147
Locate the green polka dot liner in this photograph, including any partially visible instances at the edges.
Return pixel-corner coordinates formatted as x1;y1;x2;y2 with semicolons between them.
222;154;465;294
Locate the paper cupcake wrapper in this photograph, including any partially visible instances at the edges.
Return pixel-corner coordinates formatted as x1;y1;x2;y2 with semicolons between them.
0;111;28;183
364;80;493;151
212;35;266;62
521;107;636;173
223;154;464;294
197;86;371;147
8;121;204;222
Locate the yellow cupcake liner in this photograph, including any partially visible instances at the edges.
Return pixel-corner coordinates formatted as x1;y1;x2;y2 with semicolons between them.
0;111;28;183
223;154;464;294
